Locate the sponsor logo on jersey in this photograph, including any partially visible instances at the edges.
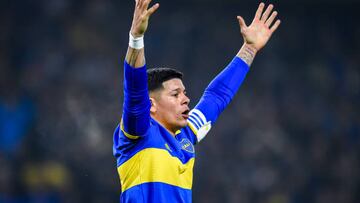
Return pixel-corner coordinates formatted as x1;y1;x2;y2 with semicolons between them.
165;143;172;152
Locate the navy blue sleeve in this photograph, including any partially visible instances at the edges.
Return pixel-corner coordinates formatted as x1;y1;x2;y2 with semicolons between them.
122;61;151;137
196;57;249;123
187;57;249;142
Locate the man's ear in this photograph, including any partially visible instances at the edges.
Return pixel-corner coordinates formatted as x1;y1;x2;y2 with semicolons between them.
150;97;157;113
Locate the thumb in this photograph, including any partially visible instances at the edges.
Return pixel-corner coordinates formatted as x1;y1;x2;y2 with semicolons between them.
237;16;247;31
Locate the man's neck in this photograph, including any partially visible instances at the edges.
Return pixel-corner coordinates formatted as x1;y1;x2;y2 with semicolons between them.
150;116;177;137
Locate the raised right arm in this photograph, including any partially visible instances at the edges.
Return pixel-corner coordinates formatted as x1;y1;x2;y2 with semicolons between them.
121;0;159;138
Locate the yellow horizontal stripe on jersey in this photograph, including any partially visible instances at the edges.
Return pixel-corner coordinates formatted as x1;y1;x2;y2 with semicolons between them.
118;148;194;192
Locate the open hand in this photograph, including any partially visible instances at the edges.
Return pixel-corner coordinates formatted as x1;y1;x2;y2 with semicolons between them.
131;0;159;37
237;3;281;51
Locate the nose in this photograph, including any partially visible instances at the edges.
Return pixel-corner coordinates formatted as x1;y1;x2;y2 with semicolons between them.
182;94;190;105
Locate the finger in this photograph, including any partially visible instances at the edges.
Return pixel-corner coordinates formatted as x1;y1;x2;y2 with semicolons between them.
141;0;151;10
135;0;140;9
254;3;265;21
237;16;247;30
146;3;159;17
270;19;281;33
265;11;278;27
137;0;144;8
260;4;273;22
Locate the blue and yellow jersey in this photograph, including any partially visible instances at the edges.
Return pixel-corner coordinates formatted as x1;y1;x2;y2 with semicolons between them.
113;57;249;202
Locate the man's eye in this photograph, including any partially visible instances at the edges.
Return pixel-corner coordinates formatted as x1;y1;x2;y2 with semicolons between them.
172;93;179;97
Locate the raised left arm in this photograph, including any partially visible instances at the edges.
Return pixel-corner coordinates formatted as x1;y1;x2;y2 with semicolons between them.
188;3;281;142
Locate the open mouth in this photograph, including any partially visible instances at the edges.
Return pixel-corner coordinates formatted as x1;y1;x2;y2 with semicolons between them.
182;109;190;119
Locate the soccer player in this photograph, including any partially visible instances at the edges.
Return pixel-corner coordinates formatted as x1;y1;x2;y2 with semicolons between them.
113;0;280;202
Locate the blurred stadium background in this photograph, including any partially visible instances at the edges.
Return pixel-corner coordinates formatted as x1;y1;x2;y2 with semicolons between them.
0;0;359;202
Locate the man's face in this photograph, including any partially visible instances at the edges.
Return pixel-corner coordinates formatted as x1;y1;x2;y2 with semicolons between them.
150;78;190;134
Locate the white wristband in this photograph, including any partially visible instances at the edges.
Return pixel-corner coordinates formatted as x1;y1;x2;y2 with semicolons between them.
129;33;144;49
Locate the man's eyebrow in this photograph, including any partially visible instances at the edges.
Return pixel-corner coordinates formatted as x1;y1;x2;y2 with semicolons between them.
170;88;185;92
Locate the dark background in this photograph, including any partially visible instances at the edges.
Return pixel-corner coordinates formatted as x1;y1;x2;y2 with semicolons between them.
0;0;359;202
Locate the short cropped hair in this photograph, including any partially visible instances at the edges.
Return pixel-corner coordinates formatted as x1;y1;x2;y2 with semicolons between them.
147;68;183;92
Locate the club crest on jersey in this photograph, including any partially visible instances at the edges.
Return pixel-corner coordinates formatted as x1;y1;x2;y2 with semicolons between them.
180;138;194;153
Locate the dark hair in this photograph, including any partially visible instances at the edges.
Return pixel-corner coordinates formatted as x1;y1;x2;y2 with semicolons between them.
147;67;183;92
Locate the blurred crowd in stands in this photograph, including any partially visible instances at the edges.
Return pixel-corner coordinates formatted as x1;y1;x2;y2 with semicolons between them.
0;0;359;202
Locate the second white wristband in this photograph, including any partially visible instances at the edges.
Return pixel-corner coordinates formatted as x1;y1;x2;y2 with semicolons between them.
129;33;144;49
